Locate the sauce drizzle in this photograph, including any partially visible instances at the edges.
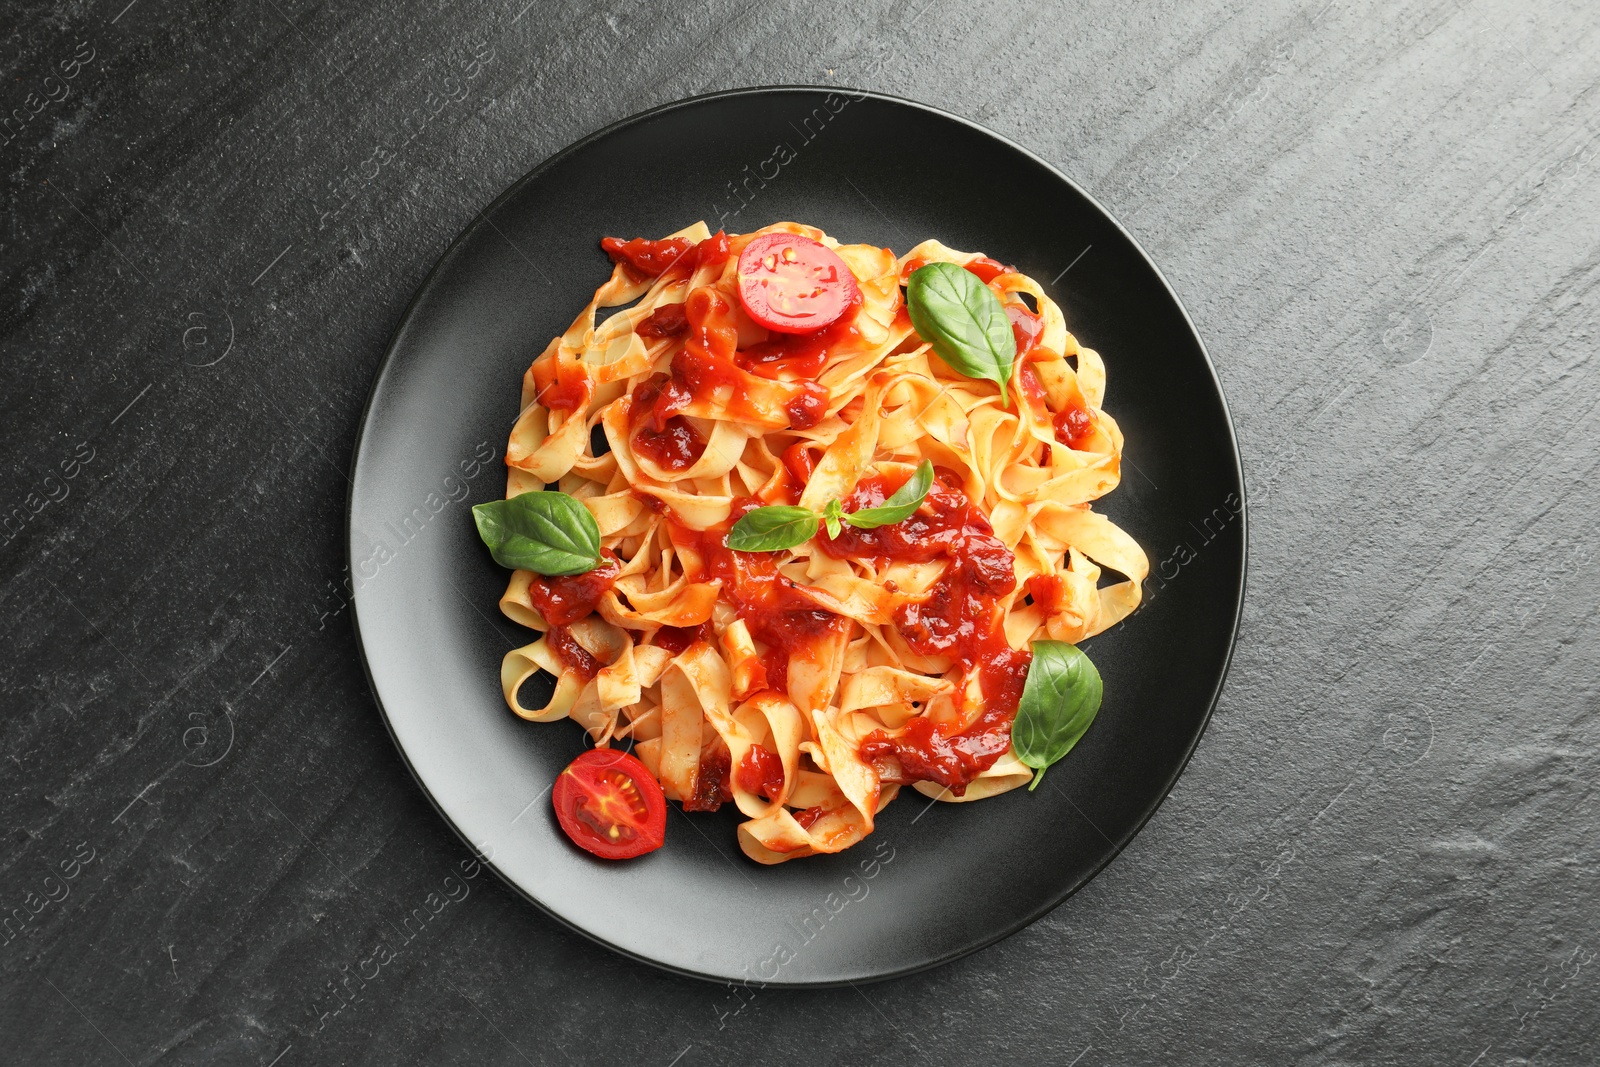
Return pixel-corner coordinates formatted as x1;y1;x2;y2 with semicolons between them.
527;551;620;626
671;500;849;698
683;741;734;812
547;626;601;682
819;471;1032;795
735;744;785;801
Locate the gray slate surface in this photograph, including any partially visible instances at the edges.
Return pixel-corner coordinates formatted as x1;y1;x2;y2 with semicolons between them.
2;0;1597;1064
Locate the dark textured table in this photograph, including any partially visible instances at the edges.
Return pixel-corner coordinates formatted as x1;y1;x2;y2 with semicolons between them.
4;1;1597;1064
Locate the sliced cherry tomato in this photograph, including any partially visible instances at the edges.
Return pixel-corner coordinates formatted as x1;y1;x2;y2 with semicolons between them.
551;749;666;860
736;233;860;334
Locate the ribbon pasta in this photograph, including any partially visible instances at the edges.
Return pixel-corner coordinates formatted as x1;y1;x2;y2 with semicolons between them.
493;222;1147;863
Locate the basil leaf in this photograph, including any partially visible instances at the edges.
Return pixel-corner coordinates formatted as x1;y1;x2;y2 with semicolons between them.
905;261;1017;405
1011;641;1103;790
725;505;819;552
822;499;844;540
472;491;601;576
843;460;934;530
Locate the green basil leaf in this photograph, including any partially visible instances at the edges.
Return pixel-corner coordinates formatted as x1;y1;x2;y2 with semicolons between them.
822;499;844;540
1011;640;1103;790
472;491;601;576
842;460;934;530
905;261;1017;405
725;505;819;552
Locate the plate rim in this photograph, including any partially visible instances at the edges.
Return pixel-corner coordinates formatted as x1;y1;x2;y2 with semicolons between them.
346;83;1249;987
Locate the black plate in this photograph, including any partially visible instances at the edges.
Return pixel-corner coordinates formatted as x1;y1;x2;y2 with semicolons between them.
348;87;1245;985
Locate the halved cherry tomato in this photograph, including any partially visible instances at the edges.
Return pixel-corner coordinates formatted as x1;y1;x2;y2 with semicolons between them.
736;233;860;334
551;749;666;860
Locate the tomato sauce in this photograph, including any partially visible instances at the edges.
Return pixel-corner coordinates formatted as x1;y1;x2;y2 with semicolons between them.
1015;362;1094;449
683;740;734;812
536;236;738;417
637;303;688;338
783;381;829;429
527;551;619;626
636;286;828;434
737;290;863;380
633;416;707;472
1006;304;1045;357
756;464;802;507
782;441;817;485
652;621;713;655
901;254;1012;286
963;255;1013;283
687;231;732;275
547;626;601;683
530;354;593;413
1053;399;1095;450
627;375;708;472
628;373;691;427
1025;573;1068;615
671;500;849;698
601;231;731;282
735;743;785;800
819;471;1032;795
793;805;827;830
674;287;746;401
602;235;691;278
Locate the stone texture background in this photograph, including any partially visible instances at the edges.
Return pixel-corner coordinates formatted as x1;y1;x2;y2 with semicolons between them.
2;0;1597;1064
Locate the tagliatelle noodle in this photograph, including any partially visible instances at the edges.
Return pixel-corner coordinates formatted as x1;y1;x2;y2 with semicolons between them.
492;221;1148;862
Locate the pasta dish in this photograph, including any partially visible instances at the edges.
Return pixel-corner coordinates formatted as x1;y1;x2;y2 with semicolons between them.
473;221;1147;864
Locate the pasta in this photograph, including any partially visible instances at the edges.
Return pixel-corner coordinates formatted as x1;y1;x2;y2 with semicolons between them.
492;221;1147;864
